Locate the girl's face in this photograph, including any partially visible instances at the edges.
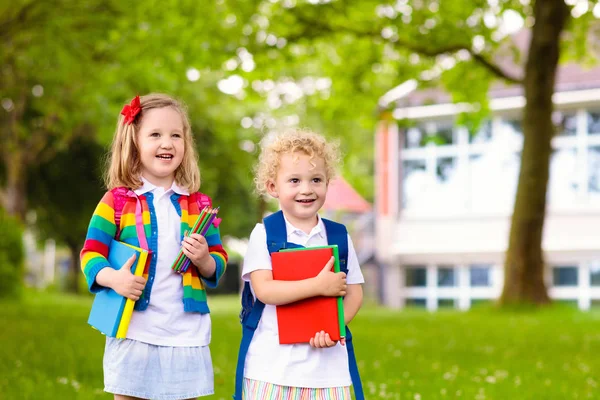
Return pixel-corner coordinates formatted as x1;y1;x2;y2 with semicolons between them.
267;151;328;231
136;107;185;189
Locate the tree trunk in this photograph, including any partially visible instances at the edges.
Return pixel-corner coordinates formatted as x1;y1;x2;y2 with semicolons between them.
67;242;80;293
3;150;27;221
500;0;570;305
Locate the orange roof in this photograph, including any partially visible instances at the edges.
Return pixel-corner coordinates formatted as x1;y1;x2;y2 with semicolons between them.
323;177;372;213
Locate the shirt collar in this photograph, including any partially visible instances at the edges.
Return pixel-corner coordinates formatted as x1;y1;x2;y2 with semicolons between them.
134;176;189;196
283;213;325;239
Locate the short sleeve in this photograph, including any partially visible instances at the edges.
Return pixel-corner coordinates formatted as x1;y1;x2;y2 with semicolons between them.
345;234;365;285
241;224;272;282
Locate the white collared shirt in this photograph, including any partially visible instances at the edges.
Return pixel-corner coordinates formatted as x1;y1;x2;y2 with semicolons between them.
241;215;365;388
126;177;212;347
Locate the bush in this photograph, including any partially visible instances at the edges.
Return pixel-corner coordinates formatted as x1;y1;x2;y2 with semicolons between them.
0;209;24;299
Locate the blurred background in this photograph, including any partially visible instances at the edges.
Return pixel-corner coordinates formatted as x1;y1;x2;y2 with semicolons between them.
3;0;600;399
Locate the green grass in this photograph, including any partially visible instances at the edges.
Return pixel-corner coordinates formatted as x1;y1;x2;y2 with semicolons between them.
1;292;600;399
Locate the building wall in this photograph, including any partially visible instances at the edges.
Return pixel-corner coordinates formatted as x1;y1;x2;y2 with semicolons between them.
376;94;600;310
389;260;600;311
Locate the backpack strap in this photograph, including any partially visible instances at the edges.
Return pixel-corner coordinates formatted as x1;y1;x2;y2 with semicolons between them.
234;211;289;399
111;187;129;240
345;326;364;400
322;217;364;400
322;218;349;274
264;210;288;253
110;186;148;251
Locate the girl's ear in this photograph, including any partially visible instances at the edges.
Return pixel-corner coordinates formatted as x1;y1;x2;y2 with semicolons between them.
266;180;278;198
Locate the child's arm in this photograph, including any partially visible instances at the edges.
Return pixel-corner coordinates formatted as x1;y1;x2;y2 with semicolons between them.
250;257;346;306
80;191;118;293
80;191;146;299
343;234;365;325
96;255;146;300
343;284;363;325
182;222;228;287
308;283;363;349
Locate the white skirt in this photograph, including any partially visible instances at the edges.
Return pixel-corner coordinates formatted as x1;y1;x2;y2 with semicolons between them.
103;337;214;399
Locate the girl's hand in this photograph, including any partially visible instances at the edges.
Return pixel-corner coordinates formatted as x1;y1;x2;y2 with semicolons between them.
182;233;212;269
314;257;347;297
109;254;147;300
309;331;343;348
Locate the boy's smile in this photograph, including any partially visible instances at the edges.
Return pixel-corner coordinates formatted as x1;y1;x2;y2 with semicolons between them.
267;151;328;233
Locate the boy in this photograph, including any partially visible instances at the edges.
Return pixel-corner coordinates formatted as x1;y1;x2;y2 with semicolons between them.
235;129;365;400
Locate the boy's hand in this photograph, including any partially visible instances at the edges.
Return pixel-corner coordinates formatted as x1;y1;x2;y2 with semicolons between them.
309;331;344;348
112;254;146;300
315;257;347;297
182;233;212;268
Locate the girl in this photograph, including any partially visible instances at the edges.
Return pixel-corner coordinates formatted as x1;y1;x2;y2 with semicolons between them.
237;129;365;400
80;94;228;400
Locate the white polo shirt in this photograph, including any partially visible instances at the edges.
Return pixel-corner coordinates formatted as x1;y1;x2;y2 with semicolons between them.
126;178;212;347
241;215;365;388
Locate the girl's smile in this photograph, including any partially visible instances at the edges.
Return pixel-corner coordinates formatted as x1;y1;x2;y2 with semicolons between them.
137;106;185;189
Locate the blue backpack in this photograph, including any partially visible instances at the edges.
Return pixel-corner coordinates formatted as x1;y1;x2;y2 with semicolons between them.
234;210;364;400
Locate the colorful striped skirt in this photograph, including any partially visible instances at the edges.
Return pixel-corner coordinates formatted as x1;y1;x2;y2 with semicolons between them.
243;378;351;400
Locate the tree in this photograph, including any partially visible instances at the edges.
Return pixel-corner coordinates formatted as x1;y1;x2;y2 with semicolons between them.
27;135;105;292
0;0;122;219
1;1;267;237
224;0;599;305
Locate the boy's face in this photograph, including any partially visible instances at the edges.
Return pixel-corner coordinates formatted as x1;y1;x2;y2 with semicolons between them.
267;151;328;229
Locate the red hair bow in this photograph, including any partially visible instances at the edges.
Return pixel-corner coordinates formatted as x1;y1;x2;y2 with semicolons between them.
120;95;141;125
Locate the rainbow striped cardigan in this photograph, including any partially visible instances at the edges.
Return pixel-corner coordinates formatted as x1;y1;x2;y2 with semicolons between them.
80;188;228;314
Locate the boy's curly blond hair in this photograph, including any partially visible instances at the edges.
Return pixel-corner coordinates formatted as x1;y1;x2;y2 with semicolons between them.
254;129;341;196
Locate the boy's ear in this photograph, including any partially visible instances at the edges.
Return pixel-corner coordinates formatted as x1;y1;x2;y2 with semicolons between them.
266;180;278;198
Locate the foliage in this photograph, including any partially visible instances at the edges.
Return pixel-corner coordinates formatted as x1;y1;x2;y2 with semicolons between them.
0;208;24;299
25;135;106;291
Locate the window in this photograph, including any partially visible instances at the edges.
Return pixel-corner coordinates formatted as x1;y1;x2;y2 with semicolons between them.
470;265;491;287
588;111;600;135
502;119;523;136
404;126;424;149
591;261;600;286
403;120;456;148
436;157;457;183
588;147;600;195
549;148;578;205
405;298;427;308
554;111;577;136
469;120;492;144
402;159;427;209
437;267;456;287
437;298;456;308
422;121;455;146
552;266;578;287
405;266;427;287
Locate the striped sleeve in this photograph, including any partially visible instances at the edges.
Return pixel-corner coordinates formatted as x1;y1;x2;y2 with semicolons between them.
80;191;117;293
203;221;228;288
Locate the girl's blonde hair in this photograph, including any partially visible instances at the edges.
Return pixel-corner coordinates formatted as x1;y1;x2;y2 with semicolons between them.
254;128;341;196
104;93;201;192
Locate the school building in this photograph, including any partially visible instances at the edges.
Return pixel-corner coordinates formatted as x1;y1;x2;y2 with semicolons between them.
374;61;600;311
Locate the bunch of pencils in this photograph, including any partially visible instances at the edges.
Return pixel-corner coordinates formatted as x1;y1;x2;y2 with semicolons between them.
171;207;219;273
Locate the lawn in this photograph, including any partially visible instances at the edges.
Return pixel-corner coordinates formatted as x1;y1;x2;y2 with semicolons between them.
1;292;599;399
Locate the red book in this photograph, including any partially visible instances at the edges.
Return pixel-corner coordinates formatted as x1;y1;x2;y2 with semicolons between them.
271;246;345;345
